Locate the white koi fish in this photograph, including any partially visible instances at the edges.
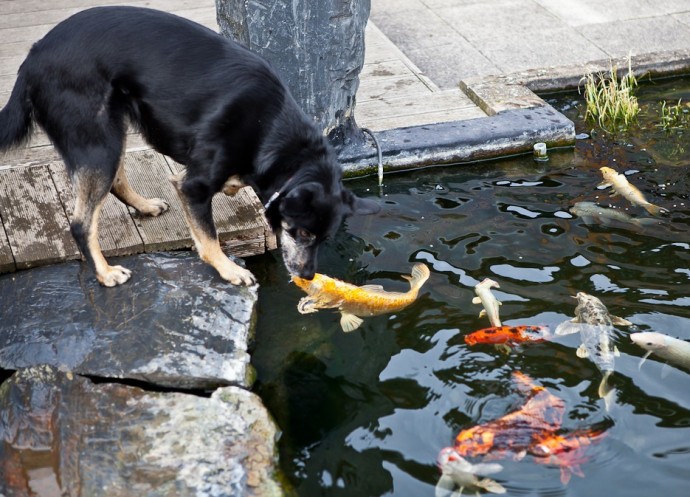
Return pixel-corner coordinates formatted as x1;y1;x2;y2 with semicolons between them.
473;278;502;327
631;332;690;372
555;292;632;409
435;447;506;496
598;167;668;217
570;201;658;227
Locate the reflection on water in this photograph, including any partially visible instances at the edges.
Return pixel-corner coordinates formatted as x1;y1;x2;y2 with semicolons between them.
250;77;690;496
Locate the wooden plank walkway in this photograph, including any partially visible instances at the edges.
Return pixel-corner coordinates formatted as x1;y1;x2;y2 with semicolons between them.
0;0;485;275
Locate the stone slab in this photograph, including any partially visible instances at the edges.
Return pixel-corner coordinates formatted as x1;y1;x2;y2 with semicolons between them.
0;365;285;497
0;251;258;390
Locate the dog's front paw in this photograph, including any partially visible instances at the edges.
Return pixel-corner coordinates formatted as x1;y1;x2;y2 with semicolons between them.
98;265;132;287
220;265;257;286
138;198;169;217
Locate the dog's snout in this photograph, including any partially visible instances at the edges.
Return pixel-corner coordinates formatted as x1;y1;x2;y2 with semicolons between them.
297;268;315;280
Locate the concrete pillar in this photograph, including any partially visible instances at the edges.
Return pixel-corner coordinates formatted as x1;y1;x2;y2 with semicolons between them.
215;0;371;150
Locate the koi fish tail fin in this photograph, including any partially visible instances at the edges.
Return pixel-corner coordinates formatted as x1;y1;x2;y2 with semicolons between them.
559;464;586;485
598;371;615;411
477;477;507;494
402;263;430;291
643;202;669;217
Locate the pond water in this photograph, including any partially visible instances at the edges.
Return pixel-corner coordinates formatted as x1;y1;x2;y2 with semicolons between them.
248;76;690;497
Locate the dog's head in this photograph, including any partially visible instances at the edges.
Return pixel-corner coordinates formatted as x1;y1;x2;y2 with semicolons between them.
271;181;379;279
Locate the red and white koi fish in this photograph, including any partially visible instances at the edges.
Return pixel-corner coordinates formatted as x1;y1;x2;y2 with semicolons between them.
465;325;551;347
452;372;565;460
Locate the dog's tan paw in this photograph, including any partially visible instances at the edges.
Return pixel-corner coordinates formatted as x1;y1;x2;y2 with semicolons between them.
222;175;245;196
98;265;132;287
138;198;169;217
220;265;257;286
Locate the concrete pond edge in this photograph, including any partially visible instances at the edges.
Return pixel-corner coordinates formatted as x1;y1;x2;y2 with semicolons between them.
341;48;690;178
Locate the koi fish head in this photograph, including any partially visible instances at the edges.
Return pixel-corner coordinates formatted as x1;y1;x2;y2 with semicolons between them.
530;429;607;483
599;166;617;180
630;332;667;353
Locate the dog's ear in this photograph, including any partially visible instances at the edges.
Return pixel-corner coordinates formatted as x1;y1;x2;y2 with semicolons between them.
279;182;324;217
342;189;380;216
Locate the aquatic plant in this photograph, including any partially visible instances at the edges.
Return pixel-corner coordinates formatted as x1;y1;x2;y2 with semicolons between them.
657;98;689;131
580;56;639;132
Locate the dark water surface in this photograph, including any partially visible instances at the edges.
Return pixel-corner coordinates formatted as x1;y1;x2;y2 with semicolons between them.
249;77;690;496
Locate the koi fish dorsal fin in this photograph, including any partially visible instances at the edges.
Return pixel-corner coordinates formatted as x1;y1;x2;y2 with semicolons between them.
400;263;430;291
359;284;385;292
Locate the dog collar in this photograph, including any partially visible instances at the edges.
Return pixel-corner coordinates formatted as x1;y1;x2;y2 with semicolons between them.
263;190;281;210
263;175;295;210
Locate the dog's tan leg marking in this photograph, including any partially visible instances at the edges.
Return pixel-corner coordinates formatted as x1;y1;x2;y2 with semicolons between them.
222;175;245;196
112;159;169;216
73;187;131;287
169;174;256;286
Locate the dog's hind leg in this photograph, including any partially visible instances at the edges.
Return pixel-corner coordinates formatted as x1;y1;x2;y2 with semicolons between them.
71;166;132;287
110;147;169;216
170;173;256;286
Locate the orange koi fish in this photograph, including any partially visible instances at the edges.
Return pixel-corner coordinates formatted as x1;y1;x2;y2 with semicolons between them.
465;325;551;347
453;372;565;459
292;263;429;332
530;428;608;484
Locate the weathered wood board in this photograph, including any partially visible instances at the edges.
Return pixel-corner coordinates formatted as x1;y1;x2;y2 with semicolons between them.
166;160;277;256
0;165;79;269
49;162;144;257
122;150;193;252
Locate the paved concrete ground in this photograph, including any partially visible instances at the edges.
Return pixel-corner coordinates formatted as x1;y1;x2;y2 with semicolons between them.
372;0;690;89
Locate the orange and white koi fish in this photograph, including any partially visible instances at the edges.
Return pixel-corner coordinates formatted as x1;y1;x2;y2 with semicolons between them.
473;278;502;327
436;447;506;496
452;372;565;460
465;325;551;347
599;167;668;216
292;263;429;332
529;428;608;484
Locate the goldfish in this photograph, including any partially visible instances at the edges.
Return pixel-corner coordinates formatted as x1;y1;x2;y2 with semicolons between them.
555;292;632;409
464;325;551;347
435;447;506;496
529;428;607;484
631;331;690;373
569;201;658;227
292;263;429;332
598;167;668;217
452;372;565;460
473;278;502;327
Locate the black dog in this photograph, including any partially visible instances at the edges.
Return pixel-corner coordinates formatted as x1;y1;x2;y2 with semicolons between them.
0;6;378;286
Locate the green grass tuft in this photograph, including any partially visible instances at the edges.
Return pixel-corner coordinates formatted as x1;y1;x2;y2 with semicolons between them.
580;56;639;132
657;98;690;131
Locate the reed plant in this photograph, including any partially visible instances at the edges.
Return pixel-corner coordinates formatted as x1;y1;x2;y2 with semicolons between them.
657;99;689;131
580;56;639;132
